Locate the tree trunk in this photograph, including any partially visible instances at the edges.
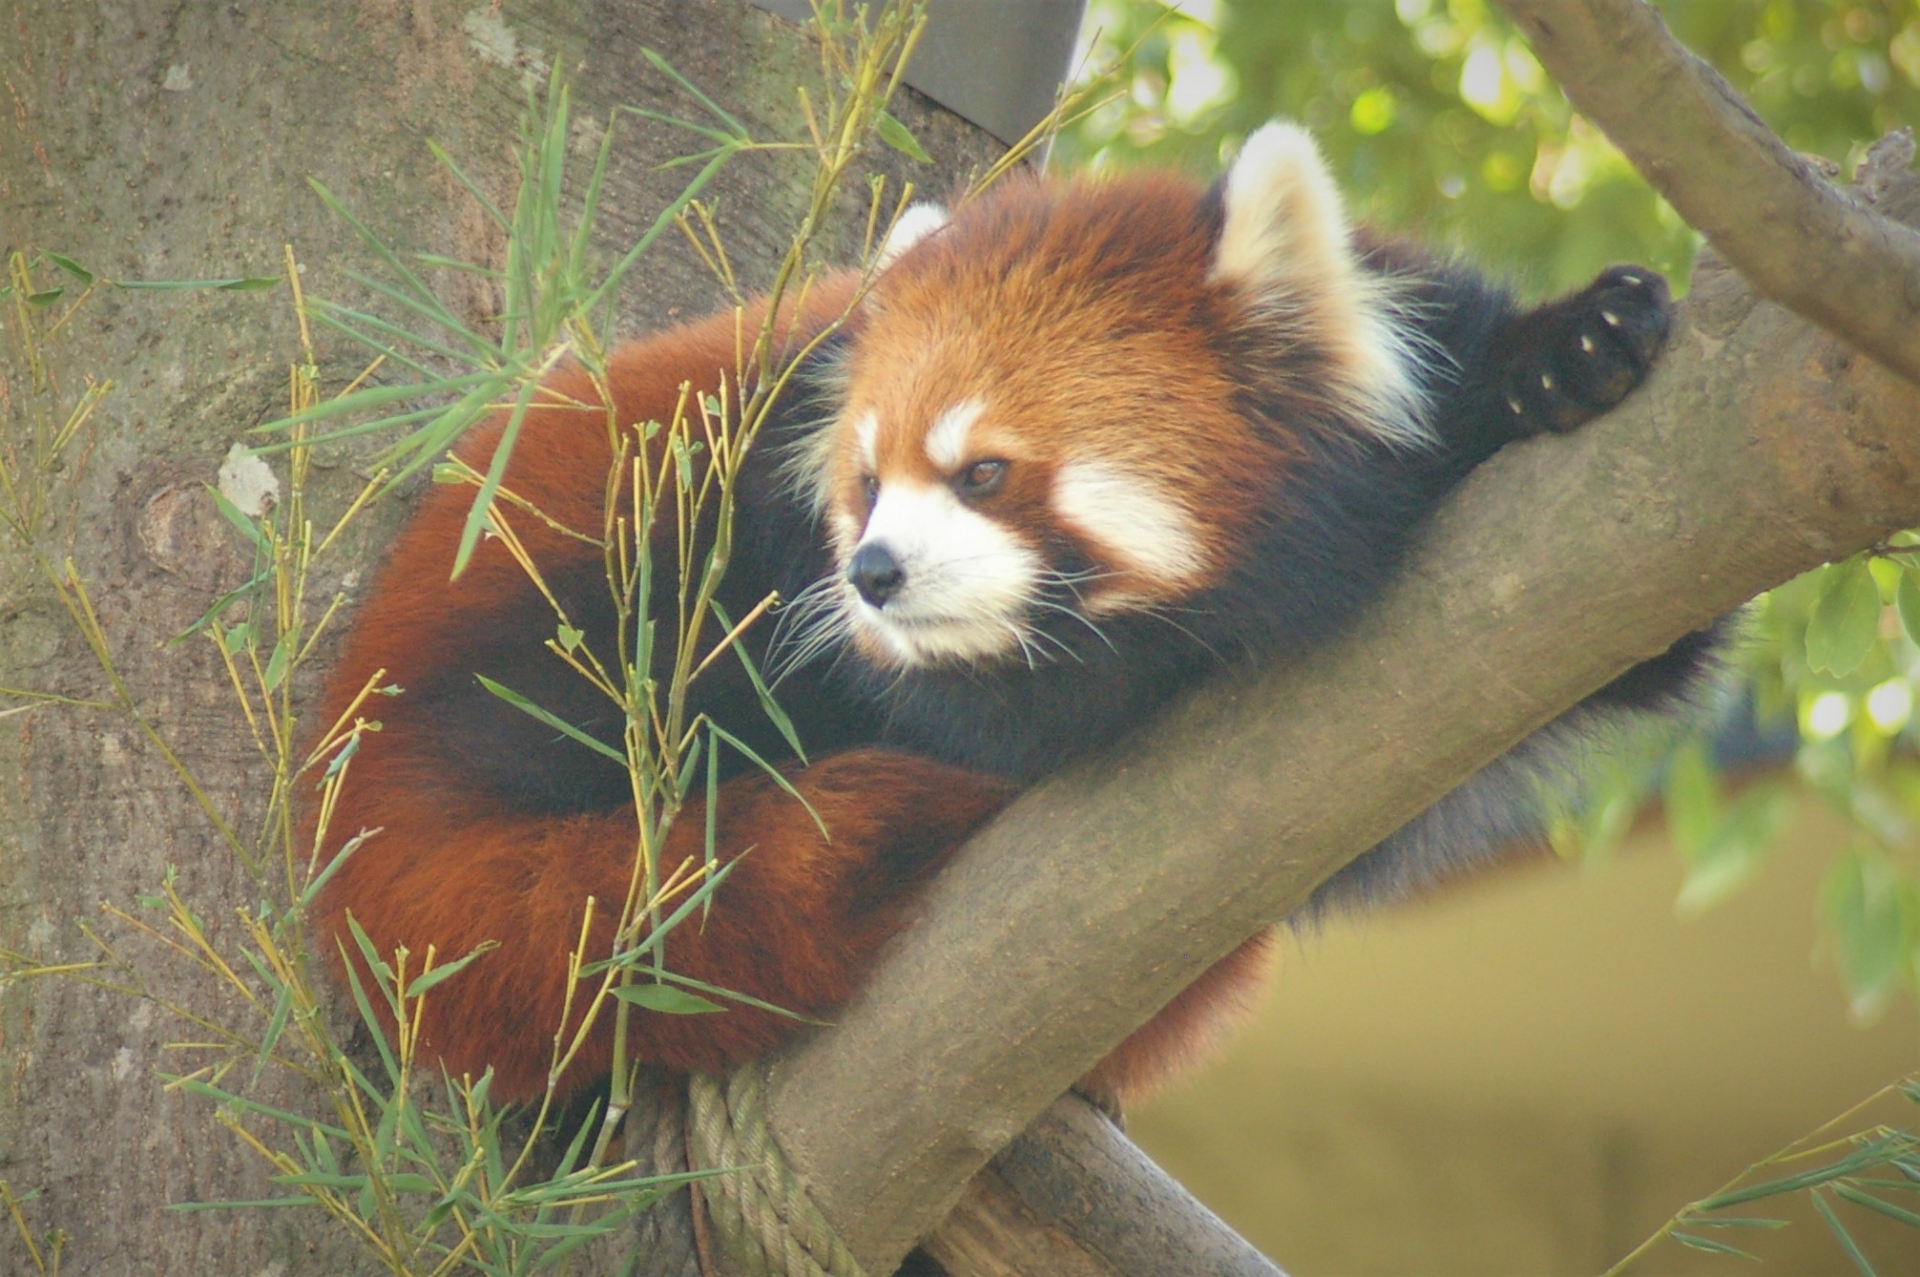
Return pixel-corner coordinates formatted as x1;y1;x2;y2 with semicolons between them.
0;3;996;1273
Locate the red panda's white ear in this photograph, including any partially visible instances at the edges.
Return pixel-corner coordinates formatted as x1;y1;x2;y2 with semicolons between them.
1210;122;1355;295
877;202;950;268
1211;122;1431;449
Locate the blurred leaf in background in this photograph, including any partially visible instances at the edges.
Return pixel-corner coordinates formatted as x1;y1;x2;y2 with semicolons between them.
1063;0;1920;1017
1065;0;1920;291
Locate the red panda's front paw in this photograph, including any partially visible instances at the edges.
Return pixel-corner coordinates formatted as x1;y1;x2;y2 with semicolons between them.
1573;265;1672;399
1504;265;1672;436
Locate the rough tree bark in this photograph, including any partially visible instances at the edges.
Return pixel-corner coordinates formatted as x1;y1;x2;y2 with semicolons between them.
0;3;995;1273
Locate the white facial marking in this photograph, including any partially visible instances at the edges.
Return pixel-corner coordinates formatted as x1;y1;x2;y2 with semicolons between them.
826;505;861;547
924;398;985;472
1052;460;1207;588
853;411;879;472
876;202;951;268
1210;120;1433;452
842;481;1040;666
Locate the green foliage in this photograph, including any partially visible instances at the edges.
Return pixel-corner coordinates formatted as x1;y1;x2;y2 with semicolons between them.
1662;739;1795;916
1067;0;1920;292
1604;1074;1920;1275
1745;542;1920;1020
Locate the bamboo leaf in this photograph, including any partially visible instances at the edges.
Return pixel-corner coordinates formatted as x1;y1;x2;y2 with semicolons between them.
305;296;480;370
251;369;500;432
168;566;274;645
412;251;506;278
1682;1215;1791;1229
1812;1188;1880;1277
708;722;826;838
427;138;511;233
580;149;736;319
529;1212;642;1270
476;675;626;764
709;597;806;764
272;1171;368;1190
114;275;280;291
45;253;94;286
451;376;537;577
579;860;740;978
251;985;294;1088
1834;1181;1920;1229
876;110;932;163
404;939;500;997
1700;1137;1912;1209
1670;1231;1758;1259
644;966;819;1023
640;48;749;138
262;632;292;693
319;734;361;784
611;983;725;1015
336;921;402;1083
306;176;468;338
164;1197;317;1211
159;1075;353;1139
205;485;268;550
335;267;492;360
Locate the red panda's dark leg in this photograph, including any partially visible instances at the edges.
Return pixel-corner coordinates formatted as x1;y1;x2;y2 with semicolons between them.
1490;265;1672;438
317;748;1014;1103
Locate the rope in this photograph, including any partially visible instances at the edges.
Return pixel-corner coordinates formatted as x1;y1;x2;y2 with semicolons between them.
686;1065;868;1277
622;1067;704;1277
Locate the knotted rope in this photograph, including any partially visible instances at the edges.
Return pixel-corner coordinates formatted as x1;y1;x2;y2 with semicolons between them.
685;1065;867;1277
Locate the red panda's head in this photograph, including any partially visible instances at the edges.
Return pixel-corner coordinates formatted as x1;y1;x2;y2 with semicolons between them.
795;123;1431;672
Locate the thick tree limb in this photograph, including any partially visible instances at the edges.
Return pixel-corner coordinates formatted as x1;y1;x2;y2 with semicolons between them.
926;1096;1287;1277
762;197;1920;1270
1494;0;1920;386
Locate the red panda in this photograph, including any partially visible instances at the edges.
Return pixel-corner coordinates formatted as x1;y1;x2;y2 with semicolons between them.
309;123;1703;1108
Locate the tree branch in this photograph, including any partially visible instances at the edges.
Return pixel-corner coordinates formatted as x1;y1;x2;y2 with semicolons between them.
1494;0;1920;386
925;1096;1287;1277
759;187;1920;1271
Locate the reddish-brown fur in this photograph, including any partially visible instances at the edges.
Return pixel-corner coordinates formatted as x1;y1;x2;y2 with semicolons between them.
830;175;1297;610
312;177;1286;1108
313;280;1012;1100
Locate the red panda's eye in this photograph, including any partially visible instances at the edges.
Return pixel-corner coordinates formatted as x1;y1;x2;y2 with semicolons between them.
956;459;1009;497
861;474;880;504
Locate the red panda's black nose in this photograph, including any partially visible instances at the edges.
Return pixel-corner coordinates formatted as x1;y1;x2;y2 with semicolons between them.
848;542;906;607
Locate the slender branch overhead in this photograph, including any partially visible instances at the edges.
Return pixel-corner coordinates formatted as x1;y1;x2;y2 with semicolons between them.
1495;0;1920;387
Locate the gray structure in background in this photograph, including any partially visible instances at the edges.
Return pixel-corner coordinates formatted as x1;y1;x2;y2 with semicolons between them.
752;0;1087;145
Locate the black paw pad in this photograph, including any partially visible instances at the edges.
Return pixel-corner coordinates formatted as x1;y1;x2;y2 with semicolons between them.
1504;265;1671;436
